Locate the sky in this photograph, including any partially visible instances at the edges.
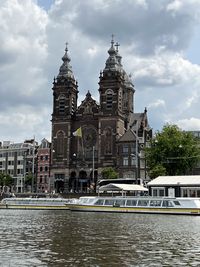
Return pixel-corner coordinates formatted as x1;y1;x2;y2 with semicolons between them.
1;0;200;143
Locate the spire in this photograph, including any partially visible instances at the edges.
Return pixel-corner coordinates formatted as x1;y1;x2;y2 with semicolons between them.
107;34;116;56
115;42;120;52
115;41;122;66
104;35;121;72
86;90;91;99
57;43;75;80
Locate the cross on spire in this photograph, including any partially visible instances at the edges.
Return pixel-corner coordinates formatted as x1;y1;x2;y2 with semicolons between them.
65;42;68;52
115;42;120;52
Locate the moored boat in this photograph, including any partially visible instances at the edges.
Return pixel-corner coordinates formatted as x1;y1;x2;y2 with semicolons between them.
0;197;77;210
65;196;200;215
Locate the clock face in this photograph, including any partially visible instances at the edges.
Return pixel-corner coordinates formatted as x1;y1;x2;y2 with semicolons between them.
83;127;96;148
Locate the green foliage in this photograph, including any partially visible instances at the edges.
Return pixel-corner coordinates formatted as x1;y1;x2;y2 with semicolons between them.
101;167;118;179
25;173;33;186
145;124;200;178
148;164;166;179
0;173;13;186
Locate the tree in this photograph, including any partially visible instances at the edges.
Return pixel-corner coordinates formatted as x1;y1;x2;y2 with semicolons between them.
145;124;200;179
148;164;166;179
101;167;118;179
0;173;13;187
25;173;32;186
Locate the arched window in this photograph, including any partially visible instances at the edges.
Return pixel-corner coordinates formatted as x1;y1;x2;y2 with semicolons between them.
119;90;122;110
104;128;112;154
57;131;65;156
106;89;113;110
58;95;66;115
71;97;75;114
123;92;128;109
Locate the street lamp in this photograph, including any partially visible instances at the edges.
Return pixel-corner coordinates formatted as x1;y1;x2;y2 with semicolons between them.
92;146;95;184
73;153;79;192
134;120;140;184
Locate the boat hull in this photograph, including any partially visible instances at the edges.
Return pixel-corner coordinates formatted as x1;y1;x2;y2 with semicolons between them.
0;197;77;210
0;204;69;210
0;205;69;210
67;204;200;215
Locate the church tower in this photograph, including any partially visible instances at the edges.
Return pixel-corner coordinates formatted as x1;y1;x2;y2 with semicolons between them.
51;43;78;192
49;38;150;193
98;37;135;168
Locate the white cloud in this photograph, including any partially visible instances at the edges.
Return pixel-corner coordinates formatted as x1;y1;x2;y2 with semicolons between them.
166;0;182;13
177;118;200;131
128;52;200;88
0;0;49;141
148;100;166;109
0;105;51;142
1;0;200;143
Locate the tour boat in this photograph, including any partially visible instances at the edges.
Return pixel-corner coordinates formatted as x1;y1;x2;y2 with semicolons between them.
65;196;200;215
0;197;77;210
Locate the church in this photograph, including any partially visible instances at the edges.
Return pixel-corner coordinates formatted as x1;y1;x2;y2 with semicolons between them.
50;38;152;193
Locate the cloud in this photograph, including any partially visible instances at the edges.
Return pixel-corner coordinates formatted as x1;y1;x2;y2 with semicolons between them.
176;118;200;131
0;0;49;141
1;0;200;143
55;0;200;55
0;1;48;80
148;99;166;109
0;105;51;142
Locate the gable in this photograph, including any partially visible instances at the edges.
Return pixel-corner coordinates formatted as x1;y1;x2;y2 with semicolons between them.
118;129;136;142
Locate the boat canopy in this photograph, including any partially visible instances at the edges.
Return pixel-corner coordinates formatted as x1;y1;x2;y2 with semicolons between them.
98;183;148;192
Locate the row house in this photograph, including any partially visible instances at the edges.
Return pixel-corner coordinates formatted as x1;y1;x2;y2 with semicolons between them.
0;139;51;194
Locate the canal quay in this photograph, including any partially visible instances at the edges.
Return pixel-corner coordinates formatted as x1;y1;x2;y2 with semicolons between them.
1;210;200;267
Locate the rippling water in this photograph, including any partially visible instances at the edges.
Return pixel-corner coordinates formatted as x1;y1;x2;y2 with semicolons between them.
1;210;200;266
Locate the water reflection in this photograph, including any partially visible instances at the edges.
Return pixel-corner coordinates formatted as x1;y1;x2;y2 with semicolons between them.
0;210;200;266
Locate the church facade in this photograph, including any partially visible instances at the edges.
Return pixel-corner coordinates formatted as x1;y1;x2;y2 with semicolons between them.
51;38;152;193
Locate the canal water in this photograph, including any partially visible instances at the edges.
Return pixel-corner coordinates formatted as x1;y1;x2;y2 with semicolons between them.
0;210;200;267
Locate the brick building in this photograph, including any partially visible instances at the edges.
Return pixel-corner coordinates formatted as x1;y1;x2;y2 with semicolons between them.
37;138;51;193
51;38;151;193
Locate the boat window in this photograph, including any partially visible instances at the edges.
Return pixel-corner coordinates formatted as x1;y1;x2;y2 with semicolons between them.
95;199;104;205
173;201;181;206
80;198;91;204
162;200;174;207
104;199;115;206
88;199;95;204
149;200;161;207
114;199;126;207
126;199;137;206
137;200;149;206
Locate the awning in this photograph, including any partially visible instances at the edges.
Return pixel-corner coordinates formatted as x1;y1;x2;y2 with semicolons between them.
147;175;200;186
98;183;148;192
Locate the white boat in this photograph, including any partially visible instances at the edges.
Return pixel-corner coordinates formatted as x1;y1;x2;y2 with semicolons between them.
65;196;200;215
0;197;77;210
